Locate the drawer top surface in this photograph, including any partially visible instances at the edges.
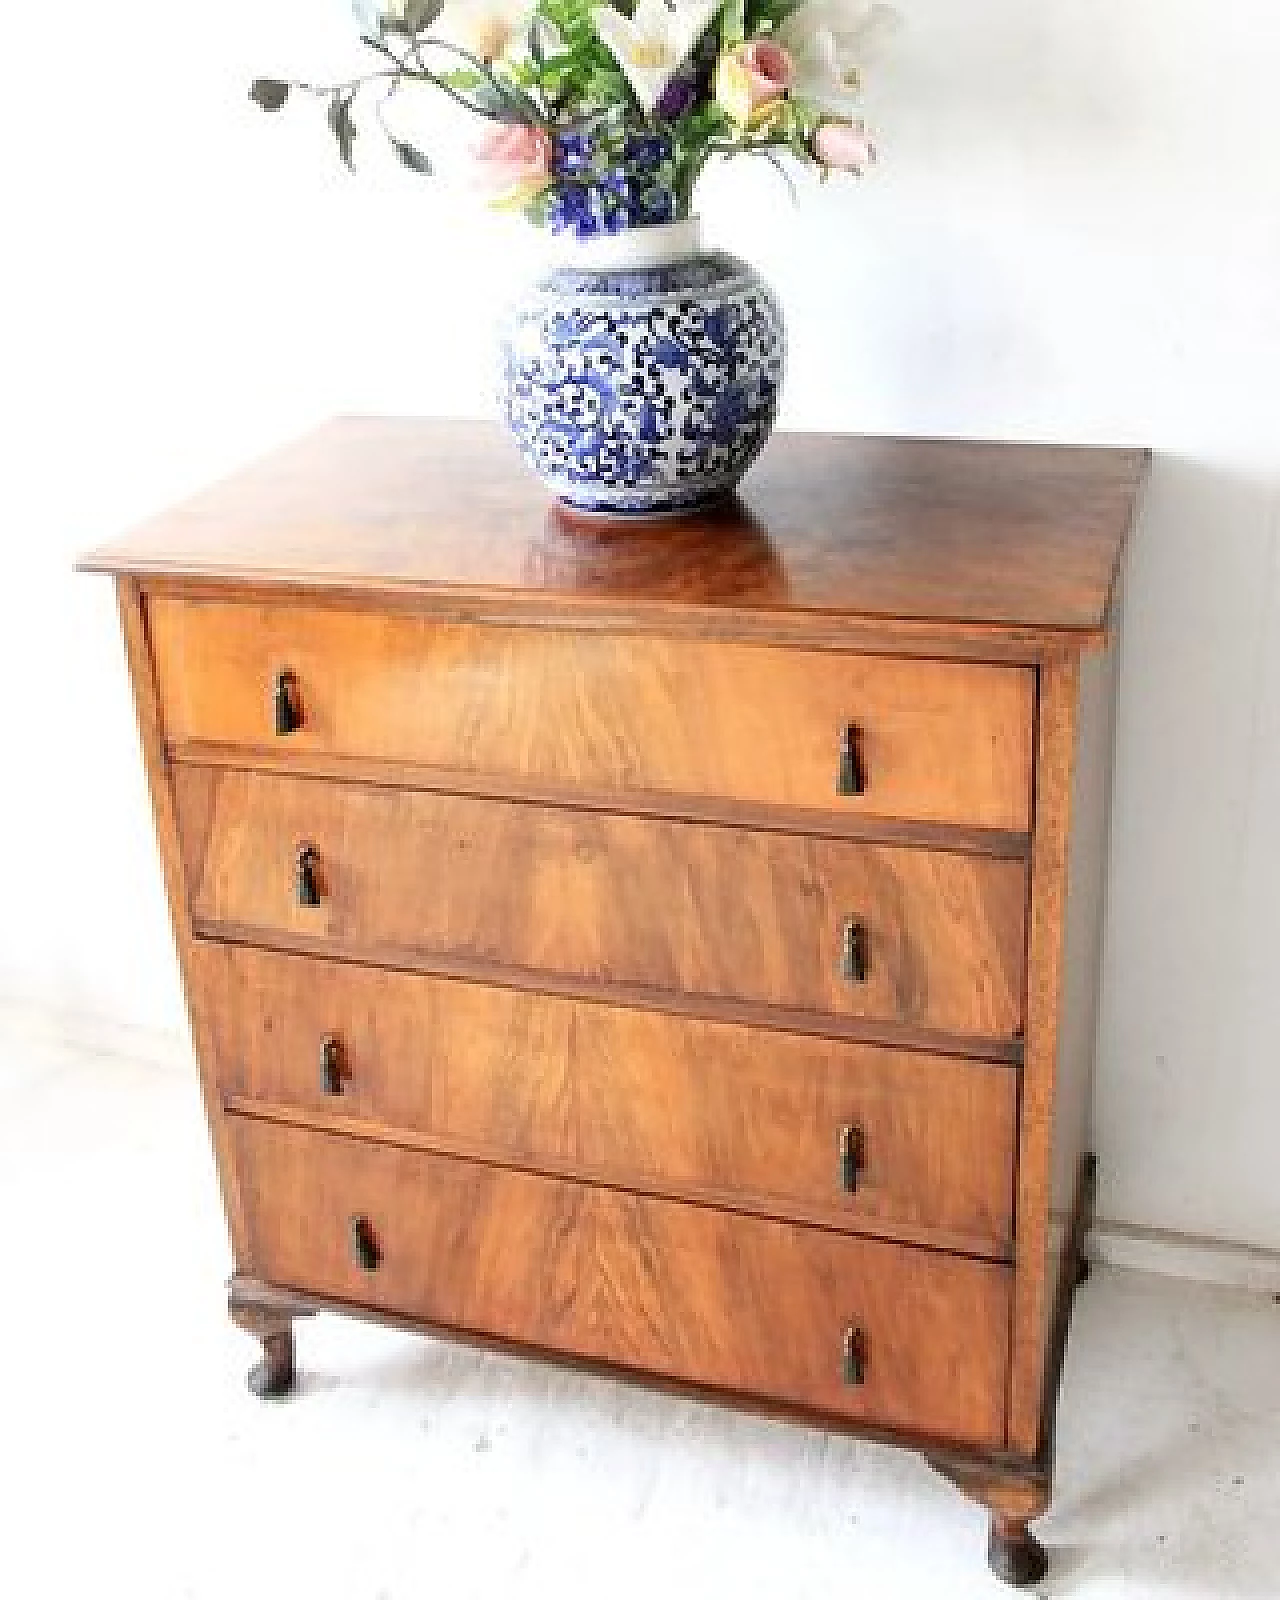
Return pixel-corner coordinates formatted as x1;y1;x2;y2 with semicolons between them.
81;419;1147;643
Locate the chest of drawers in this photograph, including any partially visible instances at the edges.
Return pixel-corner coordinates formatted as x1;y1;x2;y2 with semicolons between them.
83;420;1147;1585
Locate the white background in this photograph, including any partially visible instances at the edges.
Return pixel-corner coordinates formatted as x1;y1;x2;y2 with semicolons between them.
2;0;1278;1251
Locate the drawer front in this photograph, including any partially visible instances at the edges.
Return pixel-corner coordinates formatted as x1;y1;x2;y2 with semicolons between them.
148;596;1035;831
175;769;1027;1041
230;1117;1012;1448
197;944;1018;1256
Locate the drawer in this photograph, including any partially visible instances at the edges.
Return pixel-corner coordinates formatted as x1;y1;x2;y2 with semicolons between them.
197;944;1018;1256
148;596;1035;831
230;1116;1013;1448
175;769;1027;1042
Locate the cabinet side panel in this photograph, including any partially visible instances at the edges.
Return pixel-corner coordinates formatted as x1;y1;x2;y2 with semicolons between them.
1007;656;1077;1456
1006;632;1119;1457
1045;631;1118;1319
116;577;249;1260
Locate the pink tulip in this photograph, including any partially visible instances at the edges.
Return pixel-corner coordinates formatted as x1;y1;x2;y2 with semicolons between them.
813;119;877;174
473;123;553;204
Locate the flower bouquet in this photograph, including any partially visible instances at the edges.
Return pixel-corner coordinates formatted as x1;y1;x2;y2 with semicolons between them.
252;0;891;515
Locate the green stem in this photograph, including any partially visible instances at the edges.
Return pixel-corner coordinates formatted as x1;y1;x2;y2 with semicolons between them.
411;35;544;123
291;67;400;98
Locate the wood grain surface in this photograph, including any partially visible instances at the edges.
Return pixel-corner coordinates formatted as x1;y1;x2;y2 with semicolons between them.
1007;656;1078;1456
196;942;1019;1256
80;420;1149;640
113;580;251;1259
173;768;1028;1040
1007;643;1118;1459
1035;643;1119;1419
148;596;1035;831
85;418;1144;1559
230;1115;1013;1448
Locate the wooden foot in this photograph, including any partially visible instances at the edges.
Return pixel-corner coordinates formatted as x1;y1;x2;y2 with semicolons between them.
988;1515;1049;1587
246;1328;295;1398
928;1454;1051;1586
229;1278;300;1399
930;1151;1097;1579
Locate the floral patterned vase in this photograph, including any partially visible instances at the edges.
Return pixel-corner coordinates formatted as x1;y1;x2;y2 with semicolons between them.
499;217;786;517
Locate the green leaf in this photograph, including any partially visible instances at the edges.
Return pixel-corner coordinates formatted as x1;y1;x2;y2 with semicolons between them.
461;73;543;124
249;78;291;112
745;0;805;31
440;67;486;89
327;92;358;170
720;0;746;49
389;136;433;174
384;0;445;35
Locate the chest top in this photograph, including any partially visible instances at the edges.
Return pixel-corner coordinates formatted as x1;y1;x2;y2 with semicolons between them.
81;419;1147;657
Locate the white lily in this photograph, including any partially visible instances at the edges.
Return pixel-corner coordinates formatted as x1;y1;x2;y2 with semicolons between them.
361;0;559;66
776;0;898;115
433;0;548;64
590;0;721;116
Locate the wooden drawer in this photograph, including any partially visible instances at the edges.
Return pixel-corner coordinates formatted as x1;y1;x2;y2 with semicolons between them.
148;596;1035;832
175;769;1027;1042
229;1116;1012;1448
197;944;1018;1256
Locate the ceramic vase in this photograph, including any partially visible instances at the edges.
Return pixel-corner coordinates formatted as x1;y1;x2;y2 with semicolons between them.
499;218;786;517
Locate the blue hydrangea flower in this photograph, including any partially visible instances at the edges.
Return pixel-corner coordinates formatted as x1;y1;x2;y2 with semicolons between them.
553;132;594;177
547;182;597;235
623;132;673;170
631;185;675;225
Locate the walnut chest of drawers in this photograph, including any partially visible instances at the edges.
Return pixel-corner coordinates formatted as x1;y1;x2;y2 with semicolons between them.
83;420;1147;1585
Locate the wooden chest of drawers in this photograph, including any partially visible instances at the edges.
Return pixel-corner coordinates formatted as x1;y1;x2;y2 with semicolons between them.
83;420;1147;1585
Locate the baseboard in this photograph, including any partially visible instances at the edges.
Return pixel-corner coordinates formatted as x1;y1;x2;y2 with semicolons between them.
0;992;193;1076
1089;1218;1280;1295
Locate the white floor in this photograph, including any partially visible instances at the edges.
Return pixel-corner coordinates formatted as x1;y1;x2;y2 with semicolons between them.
3;1030;1278;1600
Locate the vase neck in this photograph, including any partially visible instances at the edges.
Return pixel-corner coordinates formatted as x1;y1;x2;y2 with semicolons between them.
551;217;703;270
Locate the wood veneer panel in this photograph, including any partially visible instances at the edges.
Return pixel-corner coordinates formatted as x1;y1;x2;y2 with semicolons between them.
174;770;1028;1040
148;597;1035;831
1006;657;1078;1455
81;421;1149;638
176;743;1033;857
113;581;249;1257
196;943;1019;1256
230;1116;1013;1449
1022;626;1121;1446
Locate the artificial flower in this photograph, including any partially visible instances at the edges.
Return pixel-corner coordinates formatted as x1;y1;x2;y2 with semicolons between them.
777;0;897;115
355;0;556;64
352;0;440;35
553;130;595;176
813;117;876;172
473;121;554;207
714;38;793;127
654;72;699;120
435;0;539;63
262;0;891;228
590;0;721;116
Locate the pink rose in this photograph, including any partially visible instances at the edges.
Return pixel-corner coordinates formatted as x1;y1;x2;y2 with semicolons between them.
473;123;553;207
813;119;877;174
739;38;794;102
715;39;794;126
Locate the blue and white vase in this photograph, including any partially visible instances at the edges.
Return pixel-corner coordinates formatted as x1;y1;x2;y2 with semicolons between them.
499;218;786;517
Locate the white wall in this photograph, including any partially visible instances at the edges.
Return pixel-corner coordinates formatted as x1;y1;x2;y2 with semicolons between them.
3;1;1278;1250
